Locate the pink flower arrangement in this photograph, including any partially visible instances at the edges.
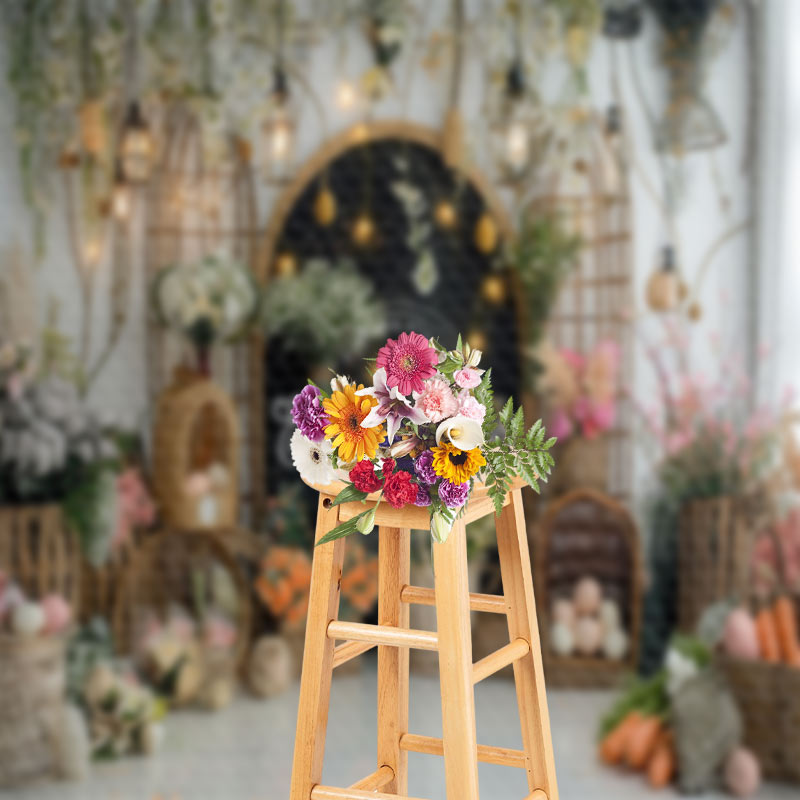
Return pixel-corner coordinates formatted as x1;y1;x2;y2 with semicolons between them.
538;339;620;441
112;468;156;552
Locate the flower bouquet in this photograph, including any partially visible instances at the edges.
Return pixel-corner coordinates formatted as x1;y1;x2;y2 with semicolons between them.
289;332;557;544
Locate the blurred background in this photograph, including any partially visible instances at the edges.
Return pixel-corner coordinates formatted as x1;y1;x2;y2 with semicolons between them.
0;1;799;798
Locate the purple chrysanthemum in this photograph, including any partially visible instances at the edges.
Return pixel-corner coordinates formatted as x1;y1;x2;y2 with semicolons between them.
438;479;470;508
291;384;329;442
414;484;432;507
414;450;437;485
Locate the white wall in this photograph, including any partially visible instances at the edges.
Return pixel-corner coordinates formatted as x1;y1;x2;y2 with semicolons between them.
0;3;753;505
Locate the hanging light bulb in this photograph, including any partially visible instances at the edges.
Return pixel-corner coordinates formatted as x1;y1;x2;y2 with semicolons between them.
434;199;457;230
120;100;154;183
646;246;681;312
505;120;530;172
262;65;296;179
335;80;359;111
110;160;131;222
351;213;375;247
83;235;103;269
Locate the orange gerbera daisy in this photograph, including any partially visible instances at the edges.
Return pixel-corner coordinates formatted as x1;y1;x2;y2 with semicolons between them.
323;383;384;463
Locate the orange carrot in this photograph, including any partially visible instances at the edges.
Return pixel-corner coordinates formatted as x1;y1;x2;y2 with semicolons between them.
647;731;676;789
599;711;642;765
774;596;800;665
626;715;663;770
756;606;781;663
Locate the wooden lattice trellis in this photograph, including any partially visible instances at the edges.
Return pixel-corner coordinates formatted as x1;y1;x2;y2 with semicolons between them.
527;113;634;501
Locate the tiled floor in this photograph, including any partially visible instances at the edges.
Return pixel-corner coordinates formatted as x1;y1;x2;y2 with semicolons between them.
4;660;796;800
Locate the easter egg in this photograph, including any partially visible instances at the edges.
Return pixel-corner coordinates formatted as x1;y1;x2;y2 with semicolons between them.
573;576;603;615
722;608;760;661
574;616;602;656
551;598;575;630
723;747;761;797
12;601;45;637
550;622;574;657
603;627;629;661
41;593;72;634
599;598;622;632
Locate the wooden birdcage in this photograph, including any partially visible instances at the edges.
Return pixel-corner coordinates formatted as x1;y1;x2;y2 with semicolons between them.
527;110;634;501
534;488;643;687
152;372;240;531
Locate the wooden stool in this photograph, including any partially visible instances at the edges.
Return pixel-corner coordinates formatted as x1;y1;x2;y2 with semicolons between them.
290;479;558;800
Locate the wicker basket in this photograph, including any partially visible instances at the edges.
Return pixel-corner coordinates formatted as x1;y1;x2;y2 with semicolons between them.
717;655;800;782
677;494;764;632
534;488;642;687
0;634;66;787
114;529;252;667
152;372;240;531
0;505;81;611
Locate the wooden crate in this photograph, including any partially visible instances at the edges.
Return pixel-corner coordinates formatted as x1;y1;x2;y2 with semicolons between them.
0;505;81;610
718;655;800;782
677;494;763;632
534;488;642;687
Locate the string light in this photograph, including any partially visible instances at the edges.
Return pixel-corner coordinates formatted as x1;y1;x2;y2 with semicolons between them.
120;101;154;183
111;160;131;222
83;235;103;269
505;120;530;172
335;80;358;111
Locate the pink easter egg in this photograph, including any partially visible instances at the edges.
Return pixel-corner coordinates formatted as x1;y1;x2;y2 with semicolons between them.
41;593;72;634
723;747;761;797
723;608;760;661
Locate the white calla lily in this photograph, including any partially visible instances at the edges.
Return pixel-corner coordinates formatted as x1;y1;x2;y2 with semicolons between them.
435;415;485;450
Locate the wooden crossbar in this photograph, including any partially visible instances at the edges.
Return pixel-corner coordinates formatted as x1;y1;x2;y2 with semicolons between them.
400;584;507;614
327;620;439;651
472;638;530;684
349;765;394;790
399;733;527;769
311;787;429;800
526;792;548;800
332;640;375;669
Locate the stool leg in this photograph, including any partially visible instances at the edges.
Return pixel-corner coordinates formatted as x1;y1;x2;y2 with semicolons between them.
290;497;346;800
377;526;411;794
496;489;559;800
433;518;480;800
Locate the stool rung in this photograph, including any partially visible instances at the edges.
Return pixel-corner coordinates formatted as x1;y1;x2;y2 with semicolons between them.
472;637;530;684
311;787;429;800
349;765;394;790
332;640;376;669
399;733;528;769
526;792;548;800
400;584;507;614
327;620;439;651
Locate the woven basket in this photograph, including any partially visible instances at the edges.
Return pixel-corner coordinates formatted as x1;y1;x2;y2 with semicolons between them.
0;505;81;612
152;373;240;531
0;634;66;787
677;494;764;632
535;488;642;687
114;529;252;667
717;655;800;782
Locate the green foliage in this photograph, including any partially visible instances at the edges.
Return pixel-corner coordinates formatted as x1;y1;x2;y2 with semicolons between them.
473;368;498;439
482;397;556;516
316;508;375;546
597;671;669;739
506;214;581;379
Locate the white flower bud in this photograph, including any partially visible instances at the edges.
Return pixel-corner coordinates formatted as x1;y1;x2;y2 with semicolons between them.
356;507;376;535
430;512;453;544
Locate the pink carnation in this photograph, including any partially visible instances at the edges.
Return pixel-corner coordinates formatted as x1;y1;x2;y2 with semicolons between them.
457;392;486;423
416;378;458;422
454;367;482;389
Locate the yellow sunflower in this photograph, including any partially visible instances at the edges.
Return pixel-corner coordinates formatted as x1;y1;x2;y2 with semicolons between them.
431;443;486;484
323;383;384;463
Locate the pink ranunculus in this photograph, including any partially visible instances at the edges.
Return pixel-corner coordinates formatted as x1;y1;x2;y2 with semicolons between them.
416;377;458;423
454;367;482;389
457;392;486;424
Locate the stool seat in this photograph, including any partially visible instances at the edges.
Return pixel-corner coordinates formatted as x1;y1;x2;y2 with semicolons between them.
301;476;527;530
289;482;558;800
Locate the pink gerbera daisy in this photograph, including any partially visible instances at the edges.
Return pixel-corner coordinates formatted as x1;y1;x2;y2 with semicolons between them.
376;331;438;395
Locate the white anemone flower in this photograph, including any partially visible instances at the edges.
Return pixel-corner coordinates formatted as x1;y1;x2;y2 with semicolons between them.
435;415;485;451
290;430;336;485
